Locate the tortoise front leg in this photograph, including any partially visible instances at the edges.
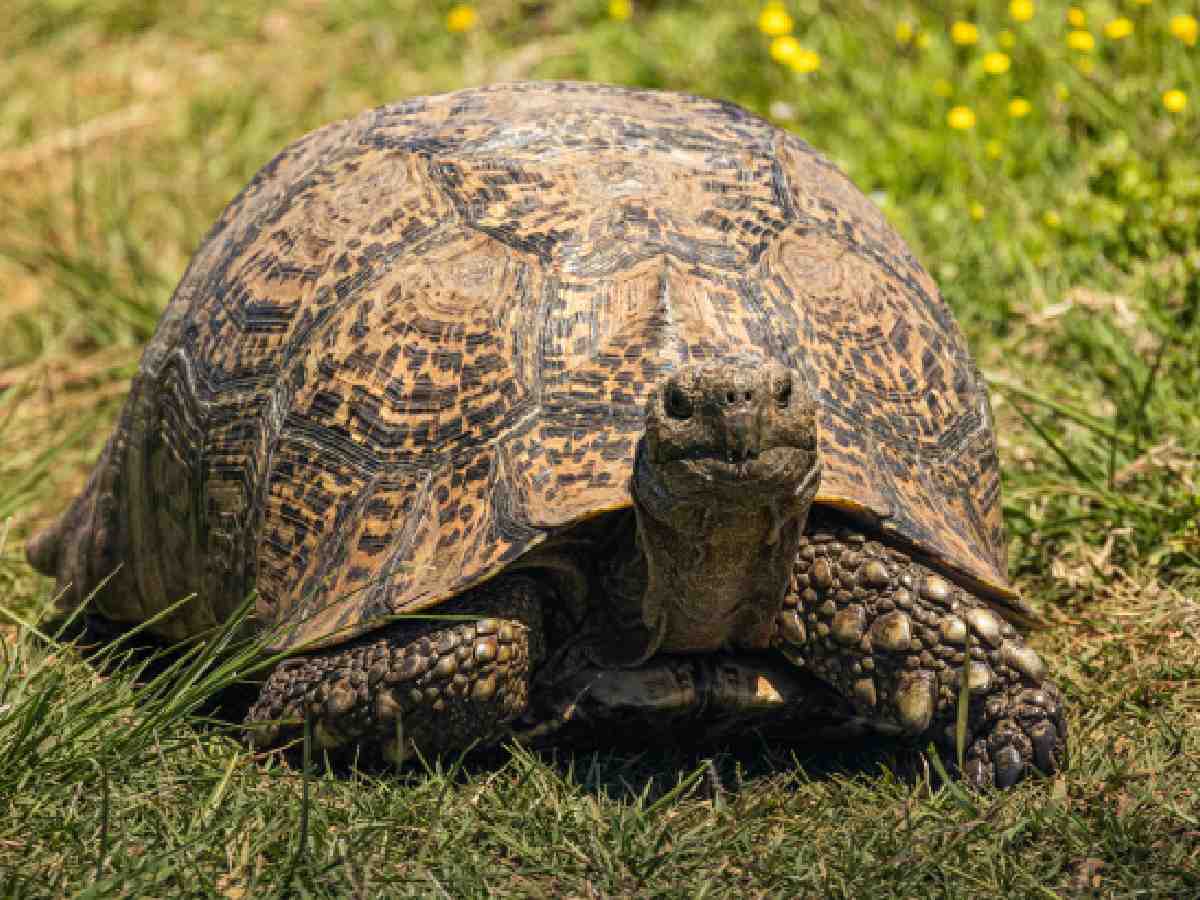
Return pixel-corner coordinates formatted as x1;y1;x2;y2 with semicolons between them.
245;575;545;763
773;512;1067;788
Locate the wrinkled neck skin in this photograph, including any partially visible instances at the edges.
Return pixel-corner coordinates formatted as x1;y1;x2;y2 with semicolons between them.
630;445;818;654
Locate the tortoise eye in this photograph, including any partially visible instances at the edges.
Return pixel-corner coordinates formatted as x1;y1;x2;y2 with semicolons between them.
773;377;792;408
664;385;693;420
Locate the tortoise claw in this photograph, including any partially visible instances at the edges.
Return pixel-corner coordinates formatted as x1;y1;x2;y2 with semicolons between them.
960;684;1067;790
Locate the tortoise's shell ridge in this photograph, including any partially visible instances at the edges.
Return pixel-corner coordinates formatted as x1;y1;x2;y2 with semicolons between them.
114;81;1015;649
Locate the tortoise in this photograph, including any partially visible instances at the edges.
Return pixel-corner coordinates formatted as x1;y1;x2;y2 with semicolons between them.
27;81;1065;788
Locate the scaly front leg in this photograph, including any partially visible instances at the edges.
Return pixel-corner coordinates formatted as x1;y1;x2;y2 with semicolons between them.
773;511;1067;788
245;575;546;764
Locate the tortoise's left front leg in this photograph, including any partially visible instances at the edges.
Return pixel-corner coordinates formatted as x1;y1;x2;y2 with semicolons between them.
774;511;1067;788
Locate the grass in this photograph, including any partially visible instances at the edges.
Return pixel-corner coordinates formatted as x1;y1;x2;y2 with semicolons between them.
1;0;1198;895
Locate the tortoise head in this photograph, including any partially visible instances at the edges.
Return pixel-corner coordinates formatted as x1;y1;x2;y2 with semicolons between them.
635;357;821;516
624;357;823;656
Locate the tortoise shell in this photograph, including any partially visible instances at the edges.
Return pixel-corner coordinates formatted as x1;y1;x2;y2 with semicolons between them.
67;81;1023;649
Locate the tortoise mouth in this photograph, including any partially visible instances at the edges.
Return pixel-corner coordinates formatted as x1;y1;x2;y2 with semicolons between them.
658;445;815;486
638;444;821;509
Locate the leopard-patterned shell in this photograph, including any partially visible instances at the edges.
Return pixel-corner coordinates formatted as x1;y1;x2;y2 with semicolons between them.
34;82;1029;650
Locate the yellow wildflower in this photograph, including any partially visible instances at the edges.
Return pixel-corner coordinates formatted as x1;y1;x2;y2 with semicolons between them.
770;37;820;73
1163;89;1188;113
758;2;794;37
1103;18;1133;40
1067;7;1085;27
932;78;954;97
1008;97;1032;117
1076;57;1095;75
916;31;931;49
982;52;1011;74
790;49;822;74
609;0;632;21
895;20;914;44
950;21;979;45
970;202;987;221
1066;30;1095;51
445;4;477;33
999;29;1016;48
769;34;799;63
985;140;1004;159
1009;0;1034;22
770;35;800;64
1043;210;1062;228
947;106;976;130
1169;14;1198;46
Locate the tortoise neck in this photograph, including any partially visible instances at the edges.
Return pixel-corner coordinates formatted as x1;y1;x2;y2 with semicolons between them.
632;490;807;654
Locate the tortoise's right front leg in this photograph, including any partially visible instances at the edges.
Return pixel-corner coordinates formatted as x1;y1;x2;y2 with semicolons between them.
245;575;546;763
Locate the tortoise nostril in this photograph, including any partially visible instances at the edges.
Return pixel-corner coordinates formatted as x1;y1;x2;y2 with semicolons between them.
773;377;792;408
744;390;753;402
725;390;736;404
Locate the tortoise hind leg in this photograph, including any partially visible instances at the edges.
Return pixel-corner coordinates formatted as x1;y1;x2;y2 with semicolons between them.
774;512;1066;789
26;429;134;621
246;575;546;763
